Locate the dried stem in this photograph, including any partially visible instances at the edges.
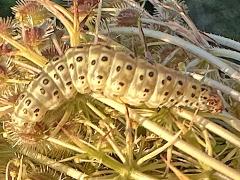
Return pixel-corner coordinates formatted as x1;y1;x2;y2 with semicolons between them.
125;106;134;166
171;107;240;148
210;47;240;62
50;108;72;137
21;149;88;179
35;0;81;47
206;33;240;52
92;94;240;180
0;33;47;67
86;102;126;164
137;130;182;165
62;128;157;179
102;27;240;82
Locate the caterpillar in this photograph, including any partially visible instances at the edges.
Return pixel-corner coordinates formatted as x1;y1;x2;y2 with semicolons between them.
11;44;223;142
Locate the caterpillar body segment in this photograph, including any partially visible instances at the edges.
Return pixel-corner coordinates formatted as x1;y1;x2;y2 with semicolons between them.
12;44;223;132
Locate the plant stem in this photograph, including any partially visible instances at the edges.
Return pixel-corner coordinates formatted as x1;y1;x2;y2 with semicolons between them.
206;33;240;52
210;47;240;62
62;128;157;179
21;149;88;179
0;33;47;67
102;27;240;82
92;94;240;180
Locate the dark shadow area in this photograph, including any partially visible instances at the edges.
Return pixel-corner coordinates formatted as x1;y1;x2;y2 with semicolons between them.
185;0;240;40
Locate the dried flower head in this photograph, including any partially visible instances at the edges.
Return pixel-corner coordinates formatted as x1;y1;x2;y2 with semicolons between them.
0;57;15;77
117;8;140;26
12;0;51;26
23;27;45;46
0;44;12;56
41;44;69;60
0;17;14;43
66;0;99;13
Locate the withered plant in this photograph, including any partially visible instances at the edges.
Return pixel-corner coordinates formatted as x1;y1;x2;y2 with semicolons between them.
0;0;240;179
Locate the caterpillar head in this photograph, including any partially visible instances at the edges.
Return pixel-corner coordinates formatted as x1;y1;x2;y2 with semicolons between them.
199;85;223;113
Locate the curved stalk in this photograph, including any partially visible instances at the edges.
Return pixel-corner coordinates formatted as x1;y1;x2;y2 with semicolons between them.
92;94;240;180
62;129;157;180
86;102;126;164
210;47;240;62
206;33;240;52
0;33;47;67
102;27;240;82
21;149;88;179
35;0;81;47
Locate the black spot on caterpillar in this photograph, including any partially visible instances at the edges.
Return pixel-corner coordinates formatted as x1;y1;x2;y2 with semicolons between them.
11;44;223;142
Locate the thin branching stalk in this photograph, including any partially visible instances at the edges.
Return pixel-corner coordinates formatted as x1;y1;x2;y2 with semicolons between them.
17;155;23;180
129;170;159;180
0;33;47;67
62;128;158;180
102;27;240;82
123;0;152;18
161;47;181;65
171;107;240;148
52;2;74;22
185;58;201;70
172;0;210;48
141;18;200;46
202;129;213;156
51;34;63;56
21;149;88;179
35;0;81;47
92;94;240;180
47;136;84;153
201;111;240;133
5;159;16;180
125;107;134;166
13;59;41;74
206;33;240;52
50;108;72;137
210;47;240;62
5;78;30;84
94;0;103;44
86;102;126;164
137;130;182;165
161;155;191;180
84;120;127;164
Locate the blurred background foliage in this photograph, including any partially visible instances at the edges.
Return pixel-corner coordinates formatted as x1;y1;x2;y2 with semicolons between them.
0;0;239;40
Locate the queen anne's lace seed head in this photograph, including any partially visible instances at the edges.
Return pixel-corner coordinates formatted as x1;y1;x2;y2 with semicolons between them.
117;8;140;26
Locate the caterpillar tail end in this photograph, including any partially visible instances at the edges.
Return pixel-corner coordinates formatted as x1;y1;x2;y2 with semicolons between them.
206;91;224;113
198;85;224;113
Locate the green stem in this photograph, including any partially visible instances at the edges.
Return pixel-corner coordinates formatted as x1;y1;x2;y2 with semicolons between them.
91;94;240;180
62;129;157;179
63;128;129;176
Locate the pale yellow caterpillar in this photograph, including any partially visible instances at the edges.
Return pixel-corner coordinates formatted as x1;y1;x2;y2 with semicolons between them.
11;44;223;143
